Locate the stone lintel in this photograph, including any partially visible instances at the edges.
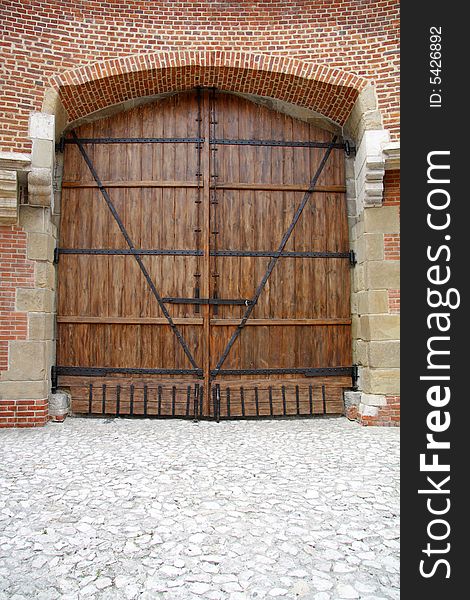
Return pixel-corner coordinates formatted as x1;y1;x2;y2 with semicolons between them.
0;151;31;172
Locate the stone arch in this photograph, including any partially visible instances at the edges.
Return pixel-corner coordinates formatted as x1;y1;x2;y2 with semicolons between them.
46;50;369;132
6;50;398;426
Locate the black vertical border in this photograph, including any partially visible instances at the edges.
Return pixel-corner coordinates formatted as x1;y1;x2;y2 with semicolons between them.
401;3;466;597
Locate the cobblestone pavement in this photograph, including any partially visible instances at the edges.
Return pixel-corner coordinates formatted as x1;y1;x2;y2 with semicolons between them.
0;417;399;600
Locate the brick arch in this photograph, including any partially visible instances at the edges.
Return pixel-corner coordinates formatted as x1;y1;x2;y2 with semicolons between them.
51;50;368;126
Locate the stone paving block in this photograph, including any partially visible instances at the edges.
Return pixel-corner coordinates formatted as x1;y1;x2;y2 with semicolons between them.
0;418;400;600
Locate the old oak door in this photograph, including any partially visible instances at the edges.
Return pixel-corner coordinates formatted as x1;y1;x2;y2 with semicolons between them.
56;90;353;418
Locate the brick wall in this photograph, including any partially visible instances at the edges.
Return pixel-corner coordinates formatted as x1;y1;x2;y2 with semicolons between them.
360;395;400;427
388;289;400;314
383;169;400;316
0;226;34;371
0;226;47;428
384;235;400;260
1;1;400;428
0;0;399;153
0;398;49;428
383;170;400;206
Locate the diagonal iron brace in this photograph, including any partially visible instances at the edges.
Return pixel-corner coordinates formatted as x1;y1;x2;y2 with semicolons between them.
71;131;200;371
210;135;338;381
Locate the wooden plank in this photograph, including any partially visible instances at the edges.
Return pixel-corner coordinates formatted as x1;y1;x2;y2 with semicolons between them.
210;318;351;326
213;183;346;192
61;180;199;188
202;90;211;410
57;316;204;325
293;117;311;365
88;119;109;366
161;99;178;367
219;92;243;325
234;92;253;367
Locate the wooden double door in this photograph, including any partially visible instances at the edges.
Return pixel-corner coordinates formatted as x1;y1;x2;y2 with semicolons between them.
56;89;353;419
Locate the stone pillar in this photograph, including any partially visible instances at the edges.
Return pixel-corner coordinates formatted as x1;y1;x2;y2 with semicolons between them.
346;126;400;426
351;205;400;422
0;114;57;427
28;113;55;208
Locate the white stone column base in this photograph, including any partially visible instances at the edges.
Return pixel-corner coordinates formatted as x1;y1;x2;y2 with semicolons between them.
344;391;387;421
48;391;71;422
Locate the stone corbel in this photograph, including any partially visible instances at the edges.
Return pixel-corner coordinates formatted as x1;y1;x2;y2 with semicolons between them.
28;112;55;208
28;167;54;207
354;129;390;209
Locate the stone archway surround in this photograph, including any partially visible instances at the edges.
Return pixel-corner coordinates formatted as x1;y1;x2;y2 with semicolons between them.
50;51;367;125
0;50;399;426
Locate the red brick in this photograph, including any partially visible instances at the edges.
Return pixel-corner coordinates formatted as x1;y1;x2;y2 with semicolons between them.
0;1;399;154
357;395;401;427
0;399;48;428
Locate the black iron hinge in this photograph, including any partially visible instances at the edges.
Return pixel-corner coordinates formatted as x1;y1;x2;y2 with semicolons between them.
55;137;66;153
53;247;60;264
162;297;252;306
349;250;357;267
352;364;359;390
344;140;356;156
51;366;58;393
